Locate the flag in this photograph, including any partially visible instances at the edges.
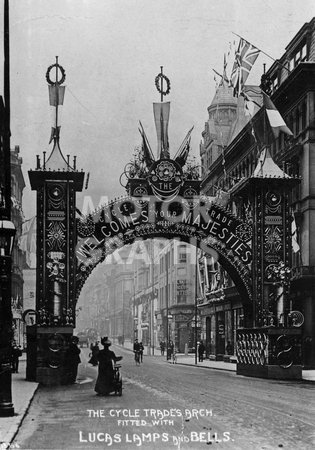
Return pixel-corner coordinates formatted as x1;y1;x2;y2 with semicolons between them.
215;189;230;208
291;214;300;253
175;137;191;167
48;126;61;144
139;122;155;169
240;91;261;144
263;92;293;138
48;85;65;106
204;256;209;291
153;102;170;159
19;216;37;268
241;91;261;117
174;126;194;167
230;38;260;97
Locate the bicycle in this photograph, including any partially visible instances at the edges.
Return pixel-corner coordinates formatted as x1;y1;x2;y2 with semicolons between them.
134;351;141;365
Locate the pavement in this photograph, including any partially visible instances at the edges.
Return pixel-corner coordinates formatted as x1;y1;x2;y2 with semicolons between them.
118;340;237;371
0;354;38;449
1;346;314;449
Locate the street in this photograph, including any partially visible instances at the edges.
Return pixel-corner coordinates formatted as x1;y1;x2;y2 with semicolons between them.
14;346;315;450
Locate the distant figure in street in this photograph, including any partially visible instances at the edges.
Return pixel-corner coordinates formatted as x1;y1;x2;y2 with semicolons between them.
167;340;174;360
139;342;144;363
95;337;122;396
133;338;141;364
65;336;81;384
226;341;233;355
198;341;205;362
11;342;22;373
160;341;165;356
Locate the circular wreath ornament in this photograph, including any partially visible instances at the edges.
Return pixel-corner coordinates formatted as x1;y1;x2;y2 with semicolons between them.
46;63;66;85
235;222;252;242
77;218;95;237
155;72;171;96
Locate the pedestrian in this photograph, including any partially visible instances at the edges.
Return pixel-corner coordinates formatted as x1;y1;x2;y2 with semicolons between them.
139;342;144;363
95;337;122;396
133;338;141;364
167;340;174;360
11;342;22;373
198;340;205;362
160;340;165;356
133;338;140;352
65;336;81;384
88;341;100;366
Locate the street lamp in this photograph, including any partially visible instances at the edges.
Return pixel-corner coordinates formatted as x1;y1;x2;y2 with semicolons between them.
0;0;15;417
266;261;291;326
0;219;16;417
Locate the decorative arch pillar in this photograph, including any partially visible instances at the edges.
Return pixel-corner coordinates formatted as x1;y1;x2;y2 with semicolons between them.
232;147;302;379
27;60;85;385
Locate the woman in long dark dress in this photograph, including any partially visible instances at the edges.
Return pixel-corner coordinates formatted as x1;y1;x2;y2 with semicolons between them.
94;337;122;396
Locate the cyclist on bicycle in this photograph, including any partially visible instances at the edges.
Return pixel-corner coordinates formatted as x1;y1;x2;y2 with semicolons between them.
133;339;141;364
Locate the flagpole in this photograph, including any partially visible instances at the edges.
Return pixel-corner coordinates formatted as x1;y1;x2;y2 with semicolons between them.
55;56;59;136
160;66;163;103
232;32;290;73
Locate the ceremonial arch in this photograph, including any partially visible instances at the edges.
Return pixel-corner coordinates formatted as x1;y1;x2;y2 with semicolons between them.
26;63;301;385
75;190;253;308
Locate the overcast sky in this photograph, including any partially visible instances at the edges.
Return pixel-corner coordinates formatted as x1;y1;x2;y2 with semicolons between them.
1;0;315;219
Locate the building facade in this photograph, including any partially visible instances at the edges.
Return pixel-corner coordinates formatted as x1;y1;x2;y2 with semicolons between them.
199;18;315;367
132;240;159;351
11;145;26;348
157;240;198;353
104;248;134;344
76;247;134;344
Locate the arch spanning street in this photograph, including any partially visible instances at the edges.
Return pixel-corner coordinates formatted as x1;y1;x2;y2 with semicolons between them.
75;194;253;304
25;57;302;386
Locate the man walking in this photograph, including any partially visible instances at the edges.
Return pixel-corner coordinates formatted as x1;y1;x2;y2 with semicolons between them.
198;341;205;362
11;342;22;373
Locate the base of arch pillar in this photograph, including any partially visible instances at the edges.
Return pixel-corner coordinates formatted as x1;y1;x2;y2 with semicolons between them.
26;326;74;386
237;363;302;380
236;327;302;380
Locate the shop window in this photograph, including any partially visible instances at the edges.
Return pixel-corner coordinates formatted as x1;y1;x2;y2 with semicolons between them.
301;43;307;60
289;58;294;72
289;43;308;72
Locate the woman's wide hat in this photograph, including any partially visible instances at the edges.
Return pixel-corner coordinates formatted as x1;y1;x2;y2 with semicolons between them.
101;336;112;346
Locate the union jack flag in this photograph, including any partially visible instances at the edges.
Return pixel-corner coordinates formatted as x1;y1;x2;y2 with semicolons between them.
230;38;260;97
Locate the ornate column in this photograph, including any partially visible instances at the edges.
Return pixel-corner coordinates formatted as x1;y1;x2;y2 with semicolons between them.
28;60;85;385
234;147;302;379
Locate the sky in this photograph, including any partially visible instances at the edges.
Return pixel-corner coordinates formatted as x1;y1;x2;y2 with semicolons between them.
1;0;315;219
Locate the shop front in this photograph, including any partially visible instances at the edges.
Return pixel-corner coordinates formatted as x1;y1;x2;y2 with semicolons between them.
199;295;244;361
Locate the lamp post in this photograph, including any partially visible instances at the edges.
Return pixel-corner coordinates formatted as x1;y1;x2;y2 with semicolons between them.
195;247;198;365
266;261;291;326
0;0;16;417
0;221;16;417
165;249;169;360
149;240;155;356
